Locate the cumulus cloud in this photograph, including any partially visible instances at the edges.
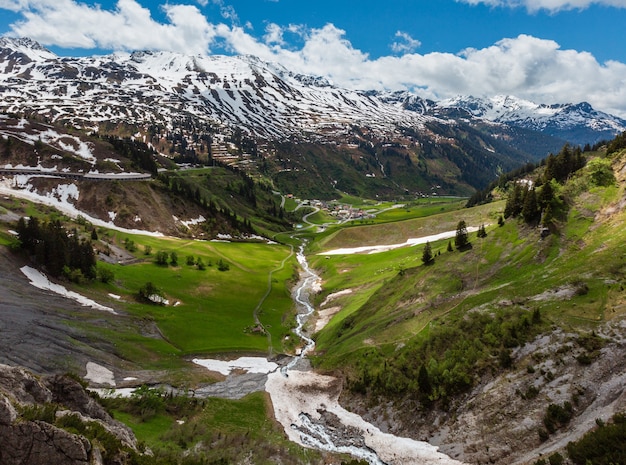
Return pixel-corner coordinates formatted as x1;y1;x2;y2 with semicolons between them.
390;31;421;54
225;27;626;117
458;0;626;12
4;0;218;54
1;0;626;117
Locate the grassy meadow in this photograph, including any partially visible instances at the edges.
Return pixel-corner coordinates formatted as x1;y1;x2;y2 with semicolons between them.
95;234;298;358
309;153;626;385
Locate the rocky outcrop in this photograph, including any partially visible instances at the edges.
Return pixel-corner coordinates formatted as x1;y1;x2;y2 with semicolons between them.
0;415;91;465
0;364;139;465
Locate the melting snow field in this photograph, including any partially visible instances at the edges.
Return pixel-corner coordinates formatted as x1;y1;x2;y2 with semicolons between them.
0;176;164;237
85;362;137;398
320;227;479;255
85;361;116;386
20;266;117;314
265;370;463;465
192;357;278;376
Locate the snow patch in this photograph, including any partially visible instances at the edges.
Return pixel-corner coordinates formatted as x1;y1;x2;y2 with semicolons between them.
20;266;117;314
180;215;206;228
321;227;479;255
192;357;279;376
85;362;115;386
266;370;462;465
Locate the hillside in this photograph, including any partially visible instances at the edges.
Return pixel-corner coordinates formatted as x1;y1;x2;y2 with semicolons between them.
0;114;291;238
309;141;626;464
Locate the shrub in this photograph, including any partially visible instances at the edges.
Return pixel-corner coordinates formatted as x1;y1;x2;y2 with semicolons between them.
19;403;57;423
567;412;626;465
543;402;573;434
548;452;563;465
97;266;114;284
217;259;230;271
138;282;166;305
155;250;169;266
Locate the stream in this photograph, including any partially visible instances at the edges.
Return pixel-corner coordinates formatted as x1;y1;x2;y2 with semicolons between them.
264;244;463;465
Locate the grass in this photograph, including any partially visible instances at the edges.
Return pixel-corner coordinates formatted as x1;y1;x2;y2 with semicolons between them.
310;177;626;373
111;391;325;464
92;236;297;355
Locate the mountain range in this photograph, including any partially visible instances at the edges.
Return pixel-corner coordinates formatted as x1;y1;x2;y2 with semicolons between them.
1;37;625;198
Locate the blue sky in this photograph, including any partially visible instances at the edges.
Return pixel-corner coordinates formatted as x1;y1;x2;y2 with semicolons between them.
1;0;626;116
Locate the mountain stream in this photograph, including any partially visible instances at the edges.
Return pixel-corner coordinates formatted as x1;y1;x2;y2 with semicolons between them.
264;245;463;465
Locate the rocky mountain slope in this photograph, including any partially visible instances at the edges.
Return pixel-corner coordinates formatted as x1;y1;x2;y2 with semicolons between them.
1;37;625;195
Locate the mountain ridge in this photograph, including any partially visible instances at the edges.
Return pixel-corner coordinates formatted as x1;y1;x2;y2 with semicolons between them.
0;37;624;147
1;37;626;200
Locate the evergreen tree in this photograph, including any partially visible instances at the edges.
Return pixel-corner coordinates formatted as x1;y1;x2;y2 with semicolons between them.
447;240;453;252
504;183;524;218
521;187;540;224
538;180;554;210
477;224;487;238
455;220;471;251
417;364;432;405
421;241;434;265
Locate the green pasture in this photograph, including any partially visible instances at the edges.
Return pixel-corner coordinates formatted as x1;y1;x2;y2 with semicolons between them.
310;179;626;367
96;235;296;356
109;391;324;464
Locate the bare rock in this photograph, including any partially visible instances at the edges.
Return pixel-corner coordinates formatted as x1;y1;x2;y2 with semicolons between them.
0;393;17;425
0;420;91;465
0;363;52;404
0;364;141;464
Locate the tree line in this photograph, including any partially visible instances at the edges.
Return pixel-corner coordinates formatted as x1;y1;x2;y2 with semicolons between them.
15;216;96;282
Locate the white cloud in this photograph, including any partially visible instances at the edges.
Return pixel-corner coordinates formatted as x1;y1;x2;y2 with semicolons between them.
5;0;217;54
1;1;626;117
263;23;285;45
225;27;626;117
458;0;626;12
390;31;421;54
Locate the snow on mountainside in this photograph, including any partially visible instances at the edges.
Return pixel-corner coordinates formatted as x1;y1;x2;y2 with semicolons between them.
0;38;434;139
0;37;624;147
436;95;626;145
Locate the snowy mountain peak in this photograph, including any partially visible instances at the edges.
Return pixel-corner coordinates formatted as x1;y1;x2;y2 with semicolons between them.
0;38;624;146
436;95;626;144
0;37;57;62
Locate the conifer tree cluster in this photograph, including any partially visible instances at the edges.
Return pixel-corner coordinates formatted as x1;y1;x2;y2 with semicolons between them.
504;144;586;226
16;217;96;281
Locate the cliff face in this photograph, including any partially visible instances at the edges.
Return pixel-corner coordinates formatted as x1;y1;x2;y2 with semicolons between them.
0;364;138;465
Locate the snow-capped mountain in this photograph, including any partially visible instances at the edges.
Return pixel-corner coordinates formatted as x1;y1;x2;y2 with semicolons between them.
0;38;436;140
0;38;626;173
0;37;624;152
435;95;626;145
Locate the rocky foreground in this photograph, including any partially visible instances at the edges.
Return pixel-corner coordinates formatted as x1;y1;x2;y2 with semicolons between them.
0;364;138;465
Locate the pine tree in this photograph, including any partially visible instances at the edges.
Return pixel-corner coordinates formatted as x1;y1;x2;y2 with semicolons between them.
504;183;524;218
421;241;434;265
455;220;470;251
521;187;540;224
